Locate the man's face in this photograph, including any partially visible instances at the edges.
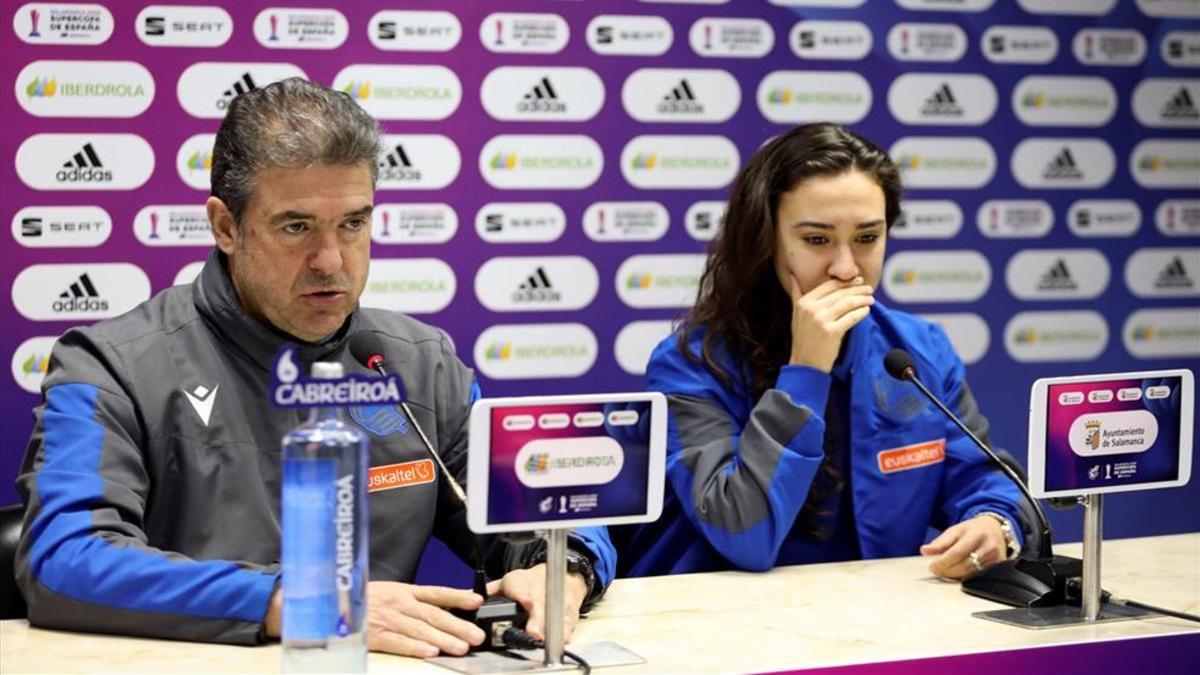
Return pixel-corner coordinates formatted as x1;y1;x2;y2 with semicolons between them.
210;162;374;343
773;170;887;296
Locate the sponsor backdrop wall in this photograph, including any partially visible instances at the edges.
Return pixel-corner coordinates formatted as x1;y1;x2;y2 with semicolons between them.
2;0;1198;585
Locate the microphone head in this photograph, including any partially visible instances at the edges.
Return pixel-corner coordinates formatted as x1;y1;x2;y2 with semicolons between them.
349;331;388;371
884;348;916;381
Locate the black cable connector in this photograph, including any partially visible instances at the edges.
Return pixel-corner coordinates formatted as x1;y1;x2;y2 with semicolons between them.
500;626;592;674
1064;578;1200;623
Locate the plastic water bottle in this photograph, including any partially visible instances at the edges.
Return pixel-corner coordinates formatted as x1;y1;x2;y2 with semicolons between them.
281;361;369;673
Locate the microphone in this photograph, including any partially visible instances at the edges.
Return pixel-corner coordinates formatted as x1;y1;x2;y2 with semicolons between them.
348;331;528;647
884;348;1082;608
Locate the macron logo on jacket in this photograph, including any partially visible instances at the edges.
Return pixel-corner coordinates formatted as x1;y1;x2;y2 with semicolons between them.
183;384;218;426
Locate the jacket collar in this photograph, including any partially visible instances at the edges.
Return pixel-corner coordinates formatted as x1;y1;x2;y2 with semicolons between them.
192;248;358;372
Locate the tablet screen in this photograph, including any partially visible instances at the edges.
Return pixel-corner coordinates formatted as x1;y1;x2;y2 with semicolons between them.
1044;375;1185;492
486;401;652;526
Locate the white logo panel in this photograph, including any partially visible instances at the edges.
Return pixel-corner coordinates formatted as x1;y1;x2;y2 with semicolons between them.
372;204;457;245
1131;139;1200;189
1011;138;1116;189
757;70;872;124
16;133;154;191
474;323;597;380
896;0;995;9
615;321;676;376
586;15;673;56
622;69;740;123
1012;76;1117;127
136;5;233;47
475;203;566;244
253;7;347;49
977;200;1054;239
1006;249;1110;300
689;17;774;58
685;200;727;241
887;73;997;126
480;135;602;190
368;10;461;52
890;137;996;189
918;313;989;365
583;202;669;242
1017;0;1117;14
887;23;967;62
176;62;307;119
1136;0;1200;18
1156;199;1200;237
333;65;461;121
12;206;110;248
12;336;58;394
1073;29;1147;66
176;133;215;191
895;200;963;240
13;263;151;321
360;258;456;314
481;12;568;54
882;250;991;303
475;256;598;312
482;67;604;122
1133;79;1200;128
1162;31;1200;68
377;134;461;190
981;25;1058;64
1125;248;1200;298
14;3;113;45
1068;200;1142;237
1004;311;1108;363
620;135;739;190
789;20;872;60
174;261;205;286
16;60;154;118
134;205;213;246
616;254;706;309
1124;308;1200;358
515;437;624;488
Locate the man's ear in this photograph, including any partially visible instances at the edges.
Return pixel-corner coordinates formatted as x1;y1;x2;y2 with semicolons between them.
206;196;237;255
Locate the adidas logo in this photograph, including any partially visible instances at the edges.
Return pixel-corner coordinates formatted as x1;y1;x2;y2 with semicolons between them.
377;144;420;182
217;73;256;110
512;267;561;303
1043;147;1084;181
53;272;109;313
920;83;963;117
1155;257;1195;290
56;142;113;183
1037;259;1078;292
657;79;704;114
517;77;566;113
1161;87;1199;121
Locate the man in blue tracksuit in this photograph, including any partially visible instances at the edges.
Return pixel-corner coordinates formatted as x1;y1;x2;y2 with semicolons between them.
616;123;1026;579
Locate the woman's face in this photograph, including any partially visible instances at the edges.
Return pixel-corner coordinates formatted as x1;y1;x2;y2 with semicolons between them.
773;170;888;297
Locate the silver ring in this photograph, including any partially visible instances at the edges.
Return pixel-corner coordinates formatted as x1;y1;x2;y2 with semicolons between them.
968;551;983;572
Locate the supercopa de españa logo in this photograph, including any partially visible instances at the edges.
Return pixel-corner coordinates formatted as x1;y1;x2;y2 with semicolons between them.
270;345;405;408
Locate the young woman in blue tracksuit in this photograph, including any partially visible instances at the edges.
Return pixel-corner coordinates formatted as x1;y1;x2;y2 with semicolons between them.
618;123;1027;580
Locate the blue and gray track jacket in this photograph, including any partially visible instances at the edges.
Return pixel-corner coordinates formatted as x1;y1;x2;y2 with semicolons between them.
619;301;1025;577
16;249;615;644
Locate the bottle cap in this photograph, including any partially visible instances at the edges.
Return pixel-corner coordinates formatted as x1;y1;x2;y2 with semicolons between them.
310;361;344;379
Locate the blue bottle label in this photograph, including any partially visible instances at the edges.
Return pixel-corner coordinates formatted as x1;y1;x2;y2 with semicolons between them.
282;457;338;641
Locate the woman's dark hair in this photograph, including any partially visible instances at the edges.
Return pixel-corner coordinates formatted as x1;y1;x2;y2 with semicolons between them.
679;122;901;540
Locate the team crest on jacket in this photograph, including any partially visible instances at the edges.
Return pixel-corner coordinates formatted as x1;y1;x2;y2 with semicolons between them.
349;405;409;437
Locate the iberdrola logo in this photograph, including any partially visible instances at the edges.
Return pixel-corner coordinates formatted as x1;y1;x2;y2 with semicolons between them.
767;88;793;104
1130;325;1155;341
26;76;56;98
1022;92;1046;108
341;81;371;101
1139;155;1163;172
187;150;213;171
895;155;921;170
486;342;513;360
626;273;653;289
631;154;657;170
1015;329;1039;344
22;352;49;376
490;152;517;170
524;453;550;474
891;268;917;284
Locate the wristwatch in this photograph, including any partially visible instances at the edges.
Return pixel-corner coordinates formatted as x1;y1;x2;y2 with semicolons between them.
529;547;598;601
979;511;1021;561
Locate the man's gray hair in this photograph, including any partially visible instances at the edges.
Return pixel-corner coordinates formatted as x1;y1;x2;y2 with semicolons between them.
211;77;381;223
